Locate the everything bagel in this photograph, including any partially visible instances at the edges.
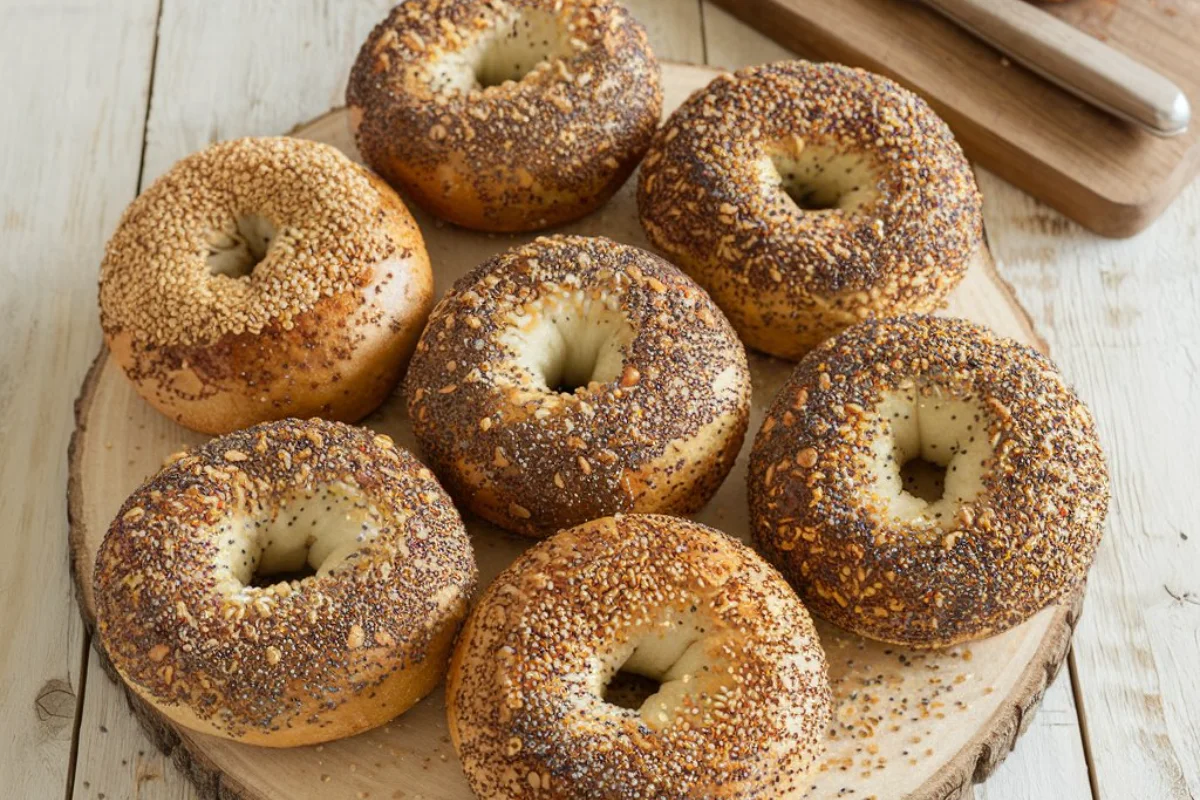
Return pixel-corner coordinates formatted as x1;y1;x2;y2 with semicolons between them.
93;418;477;746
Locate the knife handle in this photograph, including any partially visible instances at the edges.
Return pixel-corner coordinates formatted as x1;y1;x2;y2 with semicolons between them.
920;0;1190;136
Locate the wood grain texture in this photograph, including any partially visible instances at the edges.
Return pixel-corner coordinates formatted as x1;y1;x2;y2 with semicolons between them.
704;0;1200;237
972;657;1092;800
622;0;705;62
978;169;1200;799
0;1;158;797
701;8;1096;798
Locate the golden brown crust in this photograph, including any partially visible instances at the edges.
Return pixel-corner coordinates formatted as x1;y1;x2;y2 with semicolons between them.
347;0;661;232
447;514;832;799
93;418;477;747
405;235;752;537
98;138;433;434
638;61;983;360
747;315;1109;648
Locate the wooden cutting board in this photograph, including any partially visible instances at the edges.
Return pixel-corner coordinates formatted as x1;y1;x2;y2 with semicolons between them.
69;63;1079;800
707;0;1200;238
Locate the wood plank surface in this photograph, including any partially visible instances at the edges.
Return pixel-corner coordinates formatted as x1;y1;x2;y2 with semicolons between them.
703;0;1200;238
972;661;1093;800
0;1;158;797
976;171;1200;799
701;5;1097;799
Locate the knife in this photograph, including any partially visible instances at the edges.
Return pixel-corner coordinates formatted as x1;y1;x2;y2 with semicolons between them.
919;0;1191;137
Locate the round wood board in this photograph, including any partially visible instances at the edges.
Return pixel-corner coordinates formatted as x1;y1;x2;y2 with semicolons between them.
69;62;1080;800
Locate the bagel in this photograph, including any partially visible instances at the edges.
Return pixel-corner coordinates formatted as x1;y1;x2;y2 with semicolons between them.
447;514;832;798
98;137;433;435
405;235;751;537
747;315;1110;648
347;0;661;232
638;61;983;360
93;418;477;747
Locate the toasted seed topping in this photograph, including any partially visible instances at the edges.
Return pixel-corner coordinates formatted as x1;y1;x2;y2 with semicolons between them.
94;418;477;742
748;315;1109;648
638;61;983;359
448;514;832;798
99;137;399;348
348;0;662;231
405;235;751;537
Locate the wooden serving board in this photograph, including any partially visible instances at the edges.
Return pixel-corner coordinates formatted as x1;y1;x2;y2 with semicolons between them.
69;63;1079;800
707;0;1200;238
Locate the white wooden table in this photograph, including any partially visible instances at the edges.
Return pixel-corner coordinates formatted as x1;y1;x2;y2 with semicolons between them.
2;2;1196;798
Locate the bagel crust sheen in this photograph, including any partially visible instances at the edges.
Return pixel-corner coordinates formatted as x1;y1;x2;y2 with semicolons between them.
748;315;1110;648
405;235;752;537
638;61;983;360
98;137;434;435
347;0;661;232
93;419;477;747
447;514;832;799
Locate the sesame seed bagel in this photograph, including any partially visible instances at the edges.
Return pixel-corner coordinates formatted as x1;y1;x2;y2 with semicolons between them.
748;315;1110;648
406;235;751;538
98;137;434;435
447;514;832;799
347;0;661;232
638;61;984;360
93;418;477;747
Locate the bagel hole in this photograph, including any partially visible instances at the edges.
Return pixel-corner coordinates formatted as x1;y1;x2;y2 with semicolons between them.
899;456;948;504
207;214;275;279
499;293;634;396
869;388;992;528
427;7;575;94
594;610;730;728
213;483;384;594
761;139;878;214
602;671;663;711
249;561;317;588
